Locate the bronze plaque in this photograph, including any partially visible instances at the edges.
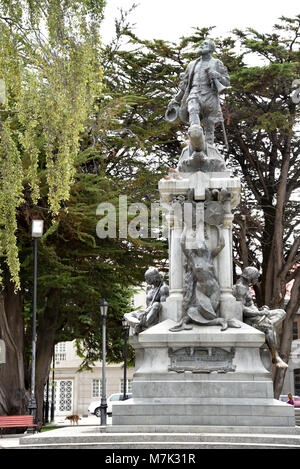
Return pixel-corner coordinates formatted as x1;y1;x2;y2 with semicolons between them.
168;346;235;373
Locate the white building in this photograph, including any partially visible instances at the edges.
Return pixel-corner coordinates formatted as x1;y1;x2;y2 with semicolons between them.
282;308;300;396
48;341;134;416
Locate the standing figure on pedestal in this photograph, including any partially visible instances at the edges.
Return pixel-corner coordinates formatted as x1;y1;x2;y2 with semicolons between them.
233;267;288;368
165;38;229;157
124;268;169;335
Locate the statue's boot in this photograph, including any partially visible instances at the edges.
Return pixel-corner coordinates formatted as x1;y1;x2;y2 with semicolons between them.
188;124;206;153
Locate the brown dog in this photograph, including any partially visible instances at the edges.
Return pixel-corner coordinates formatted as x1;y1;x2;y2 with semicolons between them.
65;415;81;425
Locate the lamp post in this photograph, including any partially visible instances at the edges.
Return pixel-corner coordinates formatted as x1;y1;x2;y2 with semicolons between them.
122;319;129;400
29;219;44;424
43;378;49;425
50;345;55;422
100;299;108;426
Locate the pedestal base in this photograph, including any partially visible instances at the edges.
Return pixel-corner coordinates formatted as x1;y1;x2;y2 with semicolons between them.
112;320;294;427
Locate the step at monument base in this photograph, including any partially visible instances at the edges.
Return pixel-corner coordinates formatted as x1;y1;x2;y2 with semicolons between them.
12;425;300;449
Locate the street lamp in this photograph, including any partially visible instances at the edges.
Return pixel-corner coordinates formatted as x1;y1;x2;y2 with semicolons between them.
50;345;55;422
122;319;129;400
100;299;108;426
29;219;44;424
43;378;49;425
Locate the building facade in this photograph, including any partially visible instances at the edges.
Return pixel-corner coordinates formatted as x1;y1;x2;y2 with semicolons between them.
48;341;134;416
47;288;146;417
282;309;300;396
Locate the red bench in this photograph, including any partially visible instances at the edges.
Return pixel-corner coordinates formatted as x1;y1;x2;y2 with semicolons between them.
0;415;37;435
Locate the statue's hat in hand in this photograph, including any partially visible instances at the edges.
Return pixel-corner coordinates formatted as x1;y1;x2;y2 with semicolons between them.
165;102;179;123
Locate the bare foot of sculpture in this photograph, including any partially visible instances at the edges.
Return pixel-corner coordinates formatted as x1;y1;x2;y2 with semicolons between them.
169;317;193;332
227;319;242;329
275;356;288;368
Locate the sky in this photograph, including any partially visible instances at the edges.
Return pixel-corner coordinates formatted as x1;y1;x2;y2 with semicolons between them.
101;0;300;44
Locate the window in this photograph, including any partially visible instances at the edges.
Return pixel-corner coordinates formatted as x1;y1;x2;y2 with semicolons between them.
92;379;102;398
294;369;300;396
55;343;66;362
110;394;122;401
120;379;133;393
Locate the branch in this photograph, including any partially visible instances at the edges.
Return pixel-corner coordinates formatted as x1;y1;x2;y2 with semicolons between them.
286;264;300;284
281;237;300;279
289;21;300;51
236;134;269;198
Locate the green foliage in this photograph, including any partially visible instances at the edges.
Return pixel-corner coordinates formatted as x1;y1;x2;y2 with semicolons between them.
0;0;104;288
0;119;23;288
222;19;300;293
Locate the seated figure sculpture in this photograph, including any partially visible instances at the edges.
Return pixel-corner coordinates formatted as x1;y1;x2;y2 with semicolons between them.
124;267;169;335
233;266;288;368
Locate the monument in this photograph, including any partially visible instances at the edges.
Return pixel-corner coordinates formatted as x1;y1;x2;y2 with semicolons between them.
113;39;294;427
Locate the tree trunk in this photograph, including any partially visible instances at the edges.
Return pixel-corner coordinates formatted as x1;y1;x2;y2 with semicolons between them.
274;270;300;398
34;290;60;428
0;282;27;416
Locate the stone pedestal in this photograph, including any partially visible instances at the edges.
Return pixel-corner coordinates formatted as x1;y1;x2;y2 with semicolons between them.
112;320;294;426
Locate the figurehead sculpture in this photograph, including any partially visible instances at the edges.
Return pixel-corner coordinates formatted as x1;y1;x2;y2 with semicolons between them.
123;268;169;335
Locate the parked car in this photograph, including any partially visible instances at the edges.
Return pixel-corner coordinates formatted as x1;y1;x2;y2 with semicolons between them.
279;395;300;407
88;393;132;417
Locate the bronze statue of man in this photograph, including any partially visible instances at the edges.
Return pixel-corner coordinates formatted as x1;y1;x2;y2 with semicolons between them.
233;267;288;369
166;38;229;149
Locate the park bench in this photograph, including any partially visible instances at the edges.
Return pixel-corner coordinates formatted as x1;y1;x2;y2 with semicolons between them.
0;415;37;436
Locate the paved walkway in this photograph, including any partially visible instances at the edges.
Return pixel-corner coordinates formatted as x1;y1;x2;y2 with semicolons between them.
0;415;112;448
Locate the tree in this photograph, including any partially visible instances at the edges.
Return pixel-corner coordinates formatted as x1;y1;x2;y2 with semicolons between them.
221;17;300;395
0;0;105;423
